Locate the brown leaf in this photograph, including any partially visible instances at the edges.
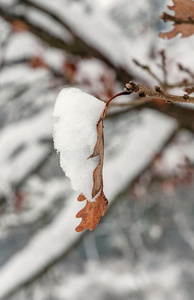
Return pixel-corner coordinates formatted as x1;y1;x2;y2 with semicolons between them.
14;190;25;212
63;59;77;83
29;56;47;69
12;20;29;32
88;107;107;198
75;106;108;232
160;0;194;39
75;191;108;232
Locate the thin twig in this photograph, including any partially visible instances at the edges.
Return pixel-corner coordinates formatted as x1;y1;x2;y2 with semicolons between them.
0;30;13;71
161;13;194;25
133;59;163;86
178;63;194;79
167;80;194;89
159;50;168;87
0;2;133;84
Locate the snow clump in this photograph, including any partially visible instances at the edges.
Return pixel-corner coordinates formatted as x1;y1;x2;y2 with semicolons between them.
53;88;106;200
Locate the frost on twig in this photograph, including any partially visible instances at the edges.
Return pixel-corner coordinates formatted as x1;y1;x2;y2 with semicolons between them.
53;88;108;232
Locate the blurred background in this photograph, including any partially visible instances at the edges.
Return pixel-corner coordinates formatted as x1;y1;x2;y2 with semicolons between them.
0;0;194;299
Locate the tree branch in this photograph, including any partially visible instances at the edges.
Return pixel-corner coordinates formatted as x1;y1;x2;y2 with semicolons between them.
133;58;194;91
125;81;194;104
106;96;194;133
178;63;194;79
133;59;163;86
0;3;133;83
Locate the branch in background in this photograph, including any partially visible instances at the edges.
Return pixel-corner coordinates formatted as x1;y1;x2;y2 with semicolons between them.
2;56;66;79
124;81;194;104
133;59;163;86
0;30;13;71
178;63;194;79
167;80;194;89
107;96;194;133
0;7;77;52
159;50;167;87
0;4;132;84
129;127;180;198
134;56;194;90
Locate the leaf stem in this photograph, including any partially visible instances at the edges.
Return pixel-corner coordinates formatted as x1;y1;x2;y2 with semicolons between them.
106;91;130;107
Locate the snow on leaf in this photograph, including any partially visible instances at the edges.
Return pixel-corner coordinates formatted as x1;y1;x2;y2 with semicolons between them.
52;88;107;232
160;0;194;39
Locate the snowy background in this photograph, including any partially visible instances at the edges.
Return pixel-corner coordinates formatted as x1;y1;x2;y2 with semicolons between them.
0;0;194;299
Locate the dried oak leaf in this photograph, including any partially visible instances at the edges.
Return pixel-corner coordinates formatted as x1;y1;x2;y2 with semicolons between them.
75;192;108;232
75;107;108;232
12;20;29;32
63;59;77;83
29;56;47;69
160;0;194;39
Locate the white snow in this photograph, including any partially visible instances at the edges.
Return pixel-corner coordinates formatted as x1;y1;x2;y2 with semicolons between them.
0;177;71;230
53;88;106;200
103;109;177;200
26;8;72;43
0;107;52;195
53;260;182;300
4;32;38;61
156;130;194;175
1;0;194;298
0;193;81;300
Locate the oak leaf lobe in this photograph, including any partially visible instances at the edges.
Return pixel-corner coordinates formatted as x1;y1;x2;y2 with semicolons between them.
160;0;194;39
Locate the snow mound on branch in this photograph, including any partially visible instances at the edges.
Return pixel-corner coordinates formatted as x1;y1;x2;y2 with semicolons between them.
53;88;106;200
